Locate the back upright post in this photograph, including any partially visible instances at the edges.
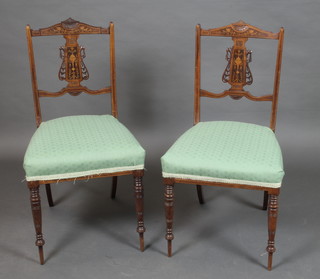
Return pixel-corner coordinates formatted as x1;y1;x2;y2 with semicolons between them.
26;25;42;127
194;24;201;125
109;22;118;118
270;28;284;131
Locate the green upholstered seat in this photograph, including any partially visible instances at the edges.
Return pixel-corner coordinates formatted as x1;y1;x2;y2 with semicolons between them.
161;121;284;188
24;115;145;181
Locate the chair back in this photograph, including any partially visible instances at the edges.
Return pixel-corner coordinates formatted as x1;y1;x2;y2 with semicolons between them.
26;18;117;127
194;21;284;131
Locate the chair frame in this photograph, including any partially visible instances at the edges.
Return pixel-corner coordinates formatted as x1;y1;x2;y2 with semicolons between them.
26;18;145;264
164;21;284;270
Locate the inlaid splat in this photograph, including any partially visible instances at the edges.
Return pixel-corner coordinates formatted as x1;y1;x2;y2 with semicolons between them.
222;38;253;98
58;35;89;90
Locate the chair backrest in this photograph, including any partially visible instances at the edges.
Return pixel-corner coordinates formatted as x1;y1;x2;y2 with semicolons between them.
194;21;284;131
26;18;117;127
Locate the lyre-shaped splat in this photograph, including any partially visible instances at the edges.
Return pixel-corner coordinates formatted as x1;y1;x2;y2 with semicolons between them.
58;34;89;94
222;38;253;99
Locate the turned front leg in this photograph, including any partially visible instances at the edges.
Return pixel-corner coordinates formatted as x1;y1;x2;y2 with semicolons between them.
133;170;145;251
164;181;174;257
28;181;45;264
266;194;279;270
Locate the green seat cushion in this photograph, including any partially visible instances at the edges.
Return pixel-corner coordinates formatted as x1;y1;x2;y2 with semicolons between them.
161;121;284;188
24;115;145;181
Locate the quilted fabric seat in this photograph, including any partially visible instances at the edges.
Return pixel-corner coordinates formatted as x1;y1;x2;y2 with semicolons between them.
24;115;145;181
161;121;284;188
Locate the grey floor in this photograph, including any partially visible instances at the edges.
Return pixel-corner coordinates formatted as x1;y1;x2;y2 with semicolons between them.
1;111;320;279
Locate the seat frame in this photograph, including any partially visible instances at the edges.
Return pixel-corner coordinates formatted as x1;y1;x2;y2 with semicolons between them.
163;21;284;270
26;18;145;264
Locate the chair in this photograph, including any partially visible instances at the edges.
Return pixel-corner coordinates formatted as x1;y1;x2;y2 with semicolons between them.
161;21;284;270
24;18;146;264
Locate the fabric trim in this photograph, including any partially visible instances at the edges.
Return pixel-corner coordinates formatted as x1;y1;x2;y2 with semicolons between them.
162;172;281;188
26;164;144;182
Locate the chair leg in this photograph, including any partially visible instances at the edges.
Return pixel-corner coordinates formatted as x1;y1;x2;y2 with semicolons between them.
110;176;117;199
28;182;45;265
133;170;145;251
266;194;279;270
196;185;205;204
262;191;268;210
45;184;54;207
164;180;174;257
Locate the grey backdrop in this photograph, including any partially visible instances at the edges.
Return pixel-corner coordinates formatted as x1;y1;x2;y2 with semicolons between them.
1;0;319;278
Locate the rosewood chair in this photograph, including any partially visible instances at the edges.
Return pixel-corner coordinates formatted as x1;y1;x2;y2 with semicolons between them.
24;18;146;264
161;21;284;270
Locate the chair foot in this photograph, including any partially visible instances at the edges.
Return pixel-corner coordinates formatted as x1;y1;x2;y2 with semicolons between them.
196;185;204;204
267;252;273;271
45;184;54;207
167;240;172;257
38;246;44;265
110;176;117;199
139;233;144;252
262;191;268;210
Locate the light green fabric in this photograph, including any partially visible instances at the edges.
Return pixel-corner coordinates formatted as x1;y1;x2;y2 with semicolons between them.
161;121;284;188
24;115;145;181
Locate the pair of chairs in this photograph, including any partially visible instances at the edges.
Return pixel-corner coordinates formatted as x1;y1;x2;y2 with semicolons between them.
24;18;284;270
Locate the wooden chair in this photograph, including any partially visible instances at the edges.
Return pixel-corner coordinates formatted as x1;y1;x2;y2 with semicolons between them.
161;21;284;270
24;18;146;264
